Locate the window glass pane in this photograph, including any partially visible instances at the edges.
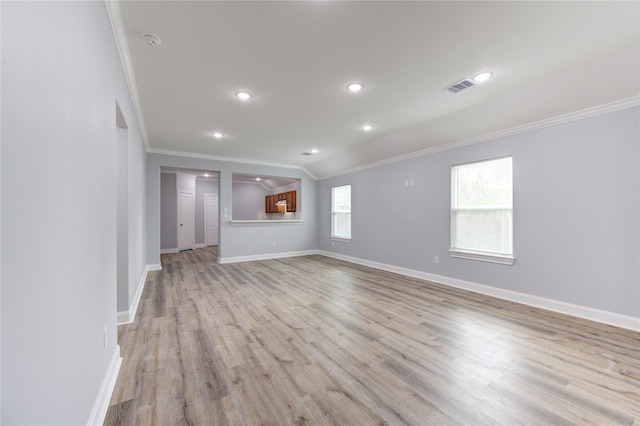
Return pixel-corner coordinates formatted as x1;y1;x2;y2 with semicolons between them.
456;157;512;207
333;185;351;212
333;213;351;238
453;210;512;254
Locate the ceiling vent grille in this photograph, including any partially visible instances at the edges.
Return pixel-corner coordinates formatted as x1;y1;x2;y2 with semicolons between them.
444;78;476;94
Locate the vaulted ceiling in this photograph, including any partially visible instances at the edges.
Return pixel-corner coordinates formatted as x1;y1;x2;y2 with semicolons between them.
112;1;640;179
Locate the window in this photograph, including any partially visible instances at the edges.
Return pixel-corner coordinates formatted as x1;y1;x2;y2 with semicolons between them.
450;156;514;264
331;184;351;240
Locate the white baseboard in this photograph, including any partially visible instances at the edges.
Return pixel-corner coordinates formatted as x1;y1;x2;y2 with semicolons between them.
218;249;319;264
86;345;122;426
117;264;161;325
160;248;179;254
318;250;640;332
195;243;206;248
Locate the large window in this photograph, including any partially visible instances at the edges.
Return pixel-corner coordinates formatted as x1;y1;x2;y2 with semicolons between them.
450;156;514;264
331;184;351;240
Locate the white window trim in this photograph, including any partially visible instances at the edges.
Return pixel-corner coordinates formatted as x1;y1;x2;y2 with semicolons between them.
331;236;352;243
331;184;352;241
449;248;515;265
450;156;514;265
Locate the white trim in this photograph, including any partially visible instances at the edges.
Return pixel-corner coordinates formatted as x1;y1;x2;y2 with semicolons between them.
117;264;158;325
147;263;162;272
195;243;207;248
148;148;318;181
331;237;352;243
103;0;149;150
86;346;122;426
316;97;640;180
318;250;640;332
449;249;515;265
218;250;319;264
160;248;179;254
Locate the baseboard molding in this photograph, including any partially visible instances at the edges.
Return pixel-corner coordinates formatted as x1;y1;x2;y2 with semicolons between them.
160;248;179;254
86;345;122;426
318;250;640;332
218;249;319;264
147;263;162;272
117;264;161;325
195;243;206;248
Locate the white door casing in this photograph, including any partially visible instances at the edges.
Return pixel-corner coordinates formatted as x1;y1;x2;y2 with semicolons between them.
204;193;219;246
178;190;195;251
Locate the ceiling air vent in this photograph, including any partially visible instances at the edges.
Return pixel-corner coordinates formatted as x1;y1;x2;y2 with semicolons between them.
444;78;476;94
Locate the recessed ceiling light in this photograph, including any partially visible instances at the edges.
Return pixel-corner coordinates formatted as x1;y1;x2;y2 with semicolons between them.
347;82;364;92
235;91;252;101
256;177;262;181
361;124;374;131
211;131;224;138
204;174;210;177
310;148;319;154
472;71;493;83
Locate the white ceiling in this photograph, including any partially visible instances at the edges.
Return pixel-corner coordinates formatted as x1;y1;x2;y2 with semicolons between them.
115;1;639;179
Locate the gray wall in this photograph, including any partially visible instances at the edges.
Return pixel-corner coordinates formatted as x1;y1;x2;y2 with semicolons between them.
161;173;178;249
147;153;317;263
318;107;640;318
2;1;147;424
195;178;219;244
232;182;269;220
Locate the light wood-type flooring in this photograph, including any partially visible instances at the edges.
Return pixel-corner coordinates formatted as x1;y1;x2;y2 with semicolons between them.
105;246;640;425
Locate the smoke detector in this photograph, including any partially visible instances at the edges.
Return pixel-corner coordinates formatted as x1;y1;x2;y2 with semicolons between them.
142;33;161;47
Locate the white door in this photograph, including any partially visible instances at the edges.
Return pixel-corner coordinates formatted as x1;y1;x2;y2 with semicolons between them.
178;190;195;251
204;193;219;246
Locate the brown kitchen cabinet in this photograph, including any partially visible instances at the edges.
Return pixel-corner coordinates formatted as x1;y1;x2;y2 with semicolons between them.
265;194;278;213
265;190;296;213
285;190;296;212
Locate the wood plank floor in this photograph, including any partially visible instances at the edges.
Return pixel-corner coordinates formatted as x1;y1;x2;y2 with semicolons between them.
105;246;640;425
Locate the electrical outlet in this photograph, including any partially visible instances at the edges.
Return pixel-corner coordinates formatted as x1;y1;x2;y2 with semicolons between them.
103;326;108;348
434;256;439;264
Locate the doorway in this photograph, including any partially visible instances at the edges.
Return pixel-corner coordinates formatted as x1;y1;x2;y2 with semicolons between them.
159;168;220;254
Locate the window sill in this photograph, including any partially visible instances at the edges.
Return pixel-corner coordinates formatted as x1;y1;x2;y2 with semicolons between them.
331;236;352;243
449;249;515;265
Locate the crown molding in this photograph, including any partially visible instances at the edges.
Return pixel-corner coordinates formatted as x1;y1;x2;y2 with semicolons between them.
104;0;149;150
316;96;640;181
147;148;318;180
